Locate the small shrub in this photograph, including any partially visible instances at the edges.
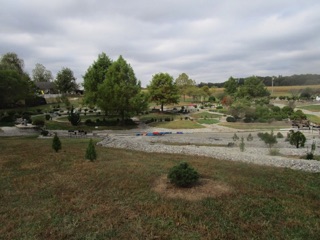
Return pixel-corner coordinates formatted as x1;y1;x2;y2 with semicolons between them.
85;119;93;125
276;132;284;138
52;133;61;152
32;117;45;126
226;116;236;122
311;139;316;153
232;133;239;141
306;152;314;160
68;106;81;126
41;129;49;136
85;139;97;161
216;106;223;109
239;137;245;152
258;131;277;148
269;148;280;156
167;162;199;188
45;114;51;121
247;133;253;141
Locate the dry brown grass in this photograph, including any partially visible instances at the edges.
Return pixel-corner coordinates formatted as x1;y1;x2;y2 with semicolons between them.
1;136;320;239
153;175;232;201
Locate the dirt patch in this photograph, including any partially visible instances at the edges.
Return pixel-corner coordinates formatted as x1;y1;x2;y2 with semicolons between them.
152;175;233;201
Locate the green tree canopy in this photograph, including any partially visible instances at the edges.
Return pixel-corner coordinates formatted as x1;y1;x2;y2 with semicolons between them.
0;52;33;108
148;72;179;112
32;63;53;82
236;76;270;99
83;52;112;105
224;77;238;95
55;67;78;93
0;70;30;108
175;73;195;101
289;131;306;148
0;52;24;74
97;55;144;122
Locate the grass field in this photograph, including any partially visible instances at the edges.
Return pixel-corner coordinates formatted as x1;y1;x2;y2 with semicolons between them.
1;137;320;239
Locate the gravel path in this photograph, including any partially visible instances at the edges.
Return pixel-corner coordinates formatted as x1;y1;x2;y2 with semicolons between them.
97;129;320;173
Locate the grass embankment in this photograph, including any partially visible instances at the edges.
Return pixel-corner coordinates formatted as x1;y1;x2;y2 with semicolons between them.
1;137;319;239
219;121;292;130
306;114;320;125
298;104;320;112
148;120;205;129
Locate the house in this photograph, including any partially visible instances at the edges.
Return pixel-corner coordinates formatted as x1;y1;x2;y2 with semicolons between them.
34;82;57;94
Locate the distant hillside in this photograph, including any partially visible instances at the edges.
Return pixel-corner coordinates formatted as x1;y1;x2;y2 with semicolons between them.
198;74;320;88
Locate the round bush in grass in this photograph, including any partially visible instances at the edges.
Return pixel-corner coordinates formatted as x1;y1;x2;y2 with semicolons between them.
168;162;199;188
226;116;236;122
32;118;45;126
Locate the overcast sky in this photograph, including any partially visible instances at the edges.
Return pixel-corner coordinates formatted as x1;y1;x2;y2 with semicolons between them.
1;0;320;87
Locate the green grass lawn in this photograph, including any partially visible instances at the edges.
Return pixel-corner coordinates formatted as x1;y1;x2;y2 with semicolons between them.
1;137;319;239
190;111;222;119
149;120;205;129
298;104;320;112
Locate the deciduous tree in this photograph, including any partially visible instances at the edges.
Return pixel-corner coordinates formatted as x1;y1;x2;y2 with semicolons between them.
55;67;78;93
0;52;33;108
237;76;270;99
0;52;24;74
289;131;306;148
32;63;53;82
224;77;238;95
175;73;195;101
148;73;179;112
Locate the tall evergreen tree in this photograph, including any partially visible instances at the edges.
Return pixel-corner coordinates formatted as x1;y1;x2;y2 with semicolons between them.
97;55;144;122
83;52;112;105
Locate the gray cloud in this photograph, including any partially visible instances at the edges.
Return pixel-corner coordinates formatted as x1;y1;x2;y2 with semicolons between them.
1;0;320;87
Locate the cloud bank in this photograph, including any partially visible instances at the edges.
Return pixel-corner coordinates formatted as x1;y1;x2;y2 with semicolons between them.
1;0;320;87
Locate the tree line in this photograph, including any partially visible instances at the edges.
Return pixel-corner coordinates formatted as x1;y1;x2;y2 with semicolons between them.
198;74;320;88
